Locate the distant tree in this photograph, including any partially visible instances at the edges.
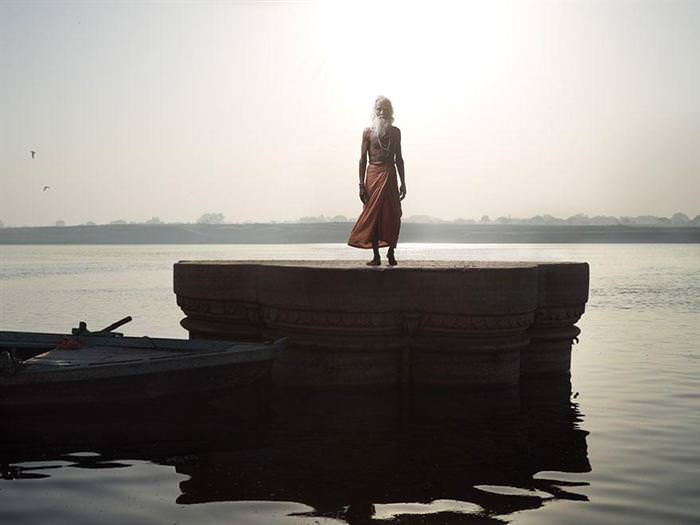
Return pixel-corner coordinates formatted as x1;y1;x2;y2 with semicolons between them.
405;215;445;224
671;212;690;226
298;215;327;223
197;213;225;224
496;216;511;224
55;220;66;227
145;217;163;224
565;214;590;225
109;219;127;225
630;215;659;226
330;215;349;222
480;215;490;224
542;214;564;224
692;215;700;226
589;215;620;225
85;221;96;226
0;220;3;228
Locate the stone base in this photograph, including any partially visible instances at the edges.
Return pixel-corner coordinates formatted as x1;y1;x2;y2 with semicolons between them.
174;260;589;389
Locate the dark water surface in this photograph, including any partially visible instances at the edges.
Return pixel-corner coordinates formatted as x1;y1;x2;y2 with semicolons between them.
1;244;699;524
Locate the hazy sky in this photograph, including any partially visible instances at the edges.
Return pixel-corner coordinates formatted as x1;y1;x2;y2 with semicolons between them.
1;0;699;226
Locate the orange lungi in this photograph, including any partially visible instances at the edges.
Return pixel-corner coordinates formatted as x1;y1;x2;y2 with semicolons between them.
348;163;402;249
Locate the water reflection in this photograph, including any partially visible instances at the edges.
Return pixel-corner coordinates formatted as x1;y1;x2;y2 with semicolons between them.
1;380;589;524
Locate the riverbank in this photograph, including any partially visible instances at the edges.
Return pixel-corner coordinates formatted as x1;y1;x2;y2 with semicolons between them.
1;223;699;244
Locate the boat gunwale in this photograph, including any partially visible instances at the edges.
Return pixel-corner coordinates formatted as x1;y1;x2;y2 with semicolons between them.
0;332;283;386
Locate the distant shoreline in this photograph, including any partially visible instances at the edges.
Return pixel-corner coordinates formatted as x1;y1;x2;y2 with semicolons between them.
1;223;699;244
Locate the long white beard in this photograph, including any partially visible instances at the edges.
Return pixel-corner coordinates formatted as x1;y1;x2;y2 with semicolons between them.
371;116;391;138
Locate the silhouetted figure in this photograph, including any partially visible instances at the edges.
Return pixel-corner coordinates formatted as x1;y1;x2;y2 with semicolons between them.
42;186;50;192
30;150;36;159
348;96;406;266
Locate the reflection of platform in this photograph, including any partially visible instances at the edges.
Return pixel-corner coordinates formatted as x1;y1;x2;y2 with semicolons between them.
174;261;589;388
178;380;591;521
1;380;590;524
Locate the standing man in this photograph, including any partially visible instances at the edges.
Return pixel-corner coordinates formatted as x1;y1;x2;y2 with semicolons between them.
348;96;406;266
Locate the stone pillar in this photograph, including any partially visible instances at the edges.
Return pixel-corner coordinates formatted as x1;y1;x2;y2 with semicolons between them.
521;263;589;377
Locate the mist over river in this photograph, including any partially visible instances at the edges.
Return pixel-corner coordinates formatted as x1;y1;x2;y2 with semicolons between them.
1;243;699;524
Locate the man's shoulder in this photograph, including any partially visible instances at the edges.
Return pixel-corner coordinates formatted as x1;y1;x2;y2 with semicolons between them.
392;126;401;136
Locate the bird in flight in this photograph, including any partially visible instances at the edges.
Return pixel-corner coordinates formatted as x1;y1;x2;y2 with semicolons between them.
43;186;50;192
30;150;36;159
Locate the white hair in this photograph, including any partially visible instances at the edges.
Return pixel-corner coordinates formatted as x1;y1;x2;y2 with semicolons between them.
371;95;394;137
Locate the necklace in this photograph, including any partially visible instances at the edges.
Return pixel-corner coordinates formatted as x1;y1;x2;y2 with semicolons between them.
377;131;391;152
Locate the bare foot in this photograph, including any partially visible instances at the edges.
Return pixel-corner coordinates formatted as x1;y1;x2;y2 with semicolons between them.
366;258;381;266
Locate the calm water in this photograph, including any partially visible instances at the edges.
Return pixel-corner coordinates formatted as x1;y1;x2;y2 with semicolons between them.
1;244;699;524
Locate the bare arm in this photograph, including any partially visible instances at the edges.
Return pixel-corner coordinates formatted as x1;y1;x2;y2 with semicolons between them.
395;128;406;200
358;129;369;203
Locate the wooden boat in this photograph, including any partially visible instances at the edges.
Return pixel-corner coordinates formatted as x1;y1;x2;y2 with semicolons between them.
0;325;283;409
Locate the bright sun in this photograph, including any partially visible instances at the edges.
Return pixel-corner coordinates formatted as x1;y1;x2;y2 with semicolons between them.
315;1;519;122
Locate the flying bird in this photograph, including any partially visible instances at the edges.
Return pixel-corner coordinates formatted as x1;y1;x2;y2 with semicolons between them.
43;186;50;192
30;150;36;159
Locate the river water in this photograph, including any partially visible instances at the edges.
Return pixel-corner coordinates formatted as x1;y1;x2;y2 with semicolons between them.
1;244;699;524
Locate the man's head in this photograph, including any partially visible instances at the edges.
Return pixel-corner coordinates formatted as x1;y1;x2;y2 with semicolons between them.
371;95;394;137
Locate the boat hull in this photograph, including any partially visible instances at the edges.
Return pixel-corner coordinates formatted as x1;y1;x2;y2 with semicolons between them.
0;332;281;408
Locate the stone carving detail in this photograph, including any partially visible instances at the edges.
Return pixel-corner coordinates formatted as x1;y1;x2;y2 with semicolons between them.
178;297;249;318
533;306;586;325
421;312;534;332
179;297;541;334
266;307;399;328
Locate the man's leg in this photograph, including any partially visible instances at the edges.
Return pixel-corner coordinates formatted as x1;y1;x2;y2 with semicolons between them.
387;246;397;266
367;241;381;266
367;226;381;266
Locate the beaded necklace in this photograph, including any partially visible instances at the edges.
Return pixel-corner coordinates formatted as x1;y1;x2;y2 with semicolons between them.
377;129;392;152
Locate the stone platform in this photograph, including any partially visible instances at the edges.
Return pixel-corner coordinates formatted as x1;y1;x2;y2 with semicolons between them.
174;261;589;389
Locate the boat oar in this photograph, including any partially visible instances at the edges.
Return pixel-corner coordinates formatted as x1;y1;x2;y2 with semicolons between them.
70;316;133;337
97;316;133;334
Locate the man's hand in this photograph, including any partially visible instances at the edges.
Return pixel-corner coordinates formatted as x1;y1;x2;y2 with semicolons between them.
359;185;367;204
399;183;407;201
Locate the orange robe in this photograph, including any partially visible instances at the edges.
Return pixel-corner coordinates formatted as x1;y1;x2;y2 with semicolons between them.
348;164;402;249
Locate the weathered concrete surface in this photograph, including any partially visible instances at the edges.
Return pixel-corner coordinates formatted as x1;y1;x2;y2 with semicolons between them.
174;261;589;388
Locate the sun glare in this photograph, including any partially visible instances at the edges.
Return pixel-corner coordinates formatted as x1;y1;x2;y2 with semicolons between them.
316;1;518;125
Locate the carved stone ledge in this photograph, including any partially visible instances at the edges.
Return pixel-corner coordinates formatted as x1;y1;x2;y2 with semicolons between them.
264;306;400;329
533;305;586;327
419;312;534;334
174;260;589;388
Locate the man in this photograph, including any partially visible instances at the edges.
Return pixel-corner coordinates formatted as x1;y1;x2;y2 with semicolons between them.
348;96;406;265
